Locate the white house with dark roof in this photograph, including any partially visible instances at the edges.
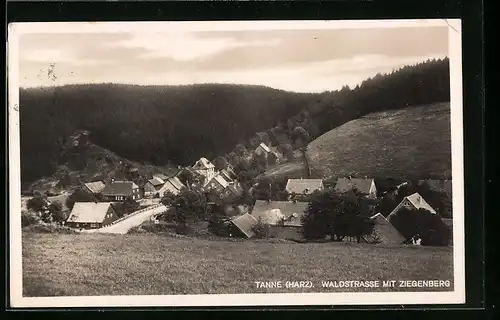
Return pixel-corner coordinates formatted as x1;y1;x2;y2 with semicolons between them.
334;177;377;199
101;181;141;201
66;202;118;229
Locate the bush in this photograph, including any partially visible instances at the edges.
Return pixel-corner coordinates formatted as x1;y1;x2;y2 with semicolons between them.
251;218;272;239
389;208;450;246
21;211;41;227
175;224;193;235
208;214;231;237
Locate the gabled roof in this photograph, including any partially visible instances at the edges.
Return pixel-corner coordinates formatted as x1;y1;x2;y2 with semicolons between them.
257;142;271;153
101;181;139;196
220;169;233;182
405;193;437;214
66;202;114;223
147;177;165;187
205;174;229;189
193;157;215;170
166;176;185;191
231;213;258;238
334;178;375;195
153;173;169;181
285;179;324;194
83;181;106;194
251;200;308;225
363;213;405;245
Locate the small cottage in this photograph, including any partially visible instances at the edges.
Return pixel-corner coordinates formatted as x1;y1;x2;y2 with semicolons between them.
157;176;186;196
255;142;279;165
66;202;118;229
334;177;378;199
387;192;437;220
285;178;324;200
101;181;142;201
143;177;165;197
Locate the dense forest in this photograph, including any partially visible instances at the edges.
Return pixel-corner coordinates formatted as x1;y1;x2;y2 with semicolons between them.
19;84;316;184
19;58;450;186
228;58;450;159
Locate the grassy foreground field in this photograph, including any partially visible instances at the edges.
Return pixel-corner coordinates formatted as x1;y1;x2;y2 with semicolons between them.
22;232;453;296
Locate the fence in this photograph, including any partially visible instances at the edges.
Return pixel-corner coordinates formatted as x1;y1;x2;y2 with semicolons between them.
105;204;166;227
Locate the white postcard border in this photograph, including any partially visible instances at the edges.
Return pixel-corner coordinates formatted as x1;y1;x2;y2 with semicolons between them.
8;19;465;308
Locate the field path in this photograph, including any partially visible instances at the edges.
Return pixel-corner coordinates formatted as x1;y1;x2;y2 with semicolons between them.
84;204;168;235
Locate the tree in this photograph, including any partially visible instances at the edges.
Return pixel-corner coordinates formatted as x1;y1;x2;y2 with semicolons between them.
66;189;99;211
291;126;311;150
213;156;229;171
389;208;450;246
301;191;374;242
177;169;196;189
235;144;248;157
251;217;273;239
279;143;294;162
26;196;48;213
160;191;177;206
168;189;209;226
49;201;66;223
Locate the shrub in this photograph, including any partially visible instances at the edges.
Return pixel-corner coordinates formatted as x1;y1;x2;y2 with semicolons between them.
208;214;231;237
175;224;193;235
251;218;272;239
21;211;41;227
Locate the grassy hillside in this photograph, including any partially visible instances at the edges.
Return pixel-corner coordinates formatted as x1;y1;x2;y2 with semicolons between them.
261;102;451;181
25;135;174;194
308;102;451;180
20;84;316;184
22;232;453;296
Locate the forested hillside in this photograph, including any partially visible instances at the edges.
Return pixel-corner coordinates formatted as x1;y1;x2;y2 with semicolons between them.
19;84;316;184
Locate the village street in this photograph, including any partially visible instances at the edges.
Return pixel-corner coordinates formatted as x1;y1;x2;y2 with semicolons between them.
83;204;168;235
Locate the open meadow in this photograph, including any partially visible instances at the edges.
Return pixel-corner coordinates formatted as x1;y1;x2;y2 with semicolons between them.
22;231;454;297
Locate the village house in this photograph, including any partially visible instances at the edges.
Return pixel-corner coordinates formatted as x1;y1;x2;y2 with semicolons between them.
221;167;238;182
101;180;142;202
251;200;309;241
254;142;279;165
157;176;186;197
387;192;437;221
192;157;217;182
285;178;324;201
65;202;118;229
229;213;258;238
143;177;165;197
362;213;406;245
82;181;106;196
334;177;378;199
153;173;169;181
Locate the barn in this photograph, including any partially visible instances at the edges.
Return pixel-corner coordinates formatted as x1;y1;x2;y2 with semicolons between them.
66;202;118;229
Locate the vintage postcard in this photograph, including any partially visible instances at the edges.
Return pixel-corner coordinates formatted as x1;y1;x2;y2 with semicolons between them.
8;19;464;308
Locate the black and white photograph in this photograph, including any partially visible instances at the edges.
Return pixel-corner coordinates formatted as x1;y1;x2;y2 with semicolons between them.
8;19;464;307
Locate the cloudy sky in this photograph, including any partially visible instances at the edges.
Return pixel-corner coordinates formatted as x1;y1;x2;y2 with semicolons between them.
18;25;449;93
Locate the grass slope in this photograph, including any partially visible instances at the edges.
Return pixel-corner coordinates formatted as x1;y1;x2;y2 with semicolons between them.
263;103;451;181
23;232;453;296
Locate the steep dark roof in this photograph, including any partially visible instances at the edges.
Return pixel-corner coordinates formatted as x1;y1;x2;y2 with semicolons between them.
363;213;405;245
231;213;258;238
101;181;139;196
147;178;165;187
334;178;375;195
